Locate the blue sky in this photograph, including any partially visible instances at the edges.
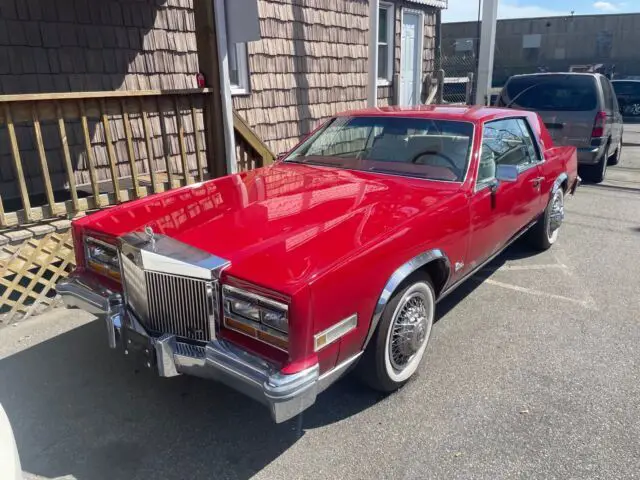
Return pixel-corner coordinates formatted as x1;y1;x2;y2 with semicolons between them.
443;0;640;22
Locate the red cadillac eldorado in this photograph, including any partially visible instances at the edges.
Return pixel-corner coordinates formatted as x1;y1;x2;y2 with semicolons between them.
57;106;579;422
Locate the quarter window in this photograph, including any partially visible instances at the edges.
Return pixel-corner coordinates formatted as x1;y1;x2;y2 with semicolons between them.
477;118;538;185
378;3;394;83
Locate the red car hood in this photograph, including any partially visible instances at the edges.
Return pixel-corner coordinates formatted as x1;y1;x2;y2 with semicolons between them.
81;163;460;294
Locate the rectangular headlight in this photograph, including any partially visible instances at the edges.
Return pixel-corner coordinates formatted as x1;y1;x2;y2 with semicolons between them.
222;285;289;350
85;236;121;281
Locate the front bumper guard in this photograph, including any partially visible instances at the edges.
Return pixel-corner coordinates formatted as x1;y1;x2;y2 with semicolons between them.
57;273;357;423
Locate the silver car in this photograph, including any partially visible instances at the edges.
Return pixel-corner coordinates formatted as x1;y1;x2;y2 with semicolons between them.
497;72;624;183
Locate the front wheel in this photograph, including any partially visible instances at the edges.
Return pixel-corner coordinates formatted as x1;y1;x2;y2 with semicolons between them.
357;274;435;392
529;188;564;251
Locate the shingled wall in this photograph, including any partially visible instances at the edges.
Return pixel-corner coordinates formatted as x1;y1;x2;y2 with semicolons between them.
233;0;438;156
0;0;204;203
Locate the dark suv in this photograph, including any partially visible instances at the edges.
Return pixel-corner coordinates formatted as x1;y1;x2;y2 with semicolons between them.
496;73;623;183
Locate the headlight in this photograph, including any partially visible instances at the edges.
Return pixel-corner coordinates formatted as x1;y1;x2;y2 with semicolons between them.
222;285;289;350
85;236;120;281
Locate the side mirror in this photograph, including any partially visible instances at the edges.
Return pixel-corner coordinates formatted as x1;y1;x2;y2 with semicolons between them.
495;164;519;183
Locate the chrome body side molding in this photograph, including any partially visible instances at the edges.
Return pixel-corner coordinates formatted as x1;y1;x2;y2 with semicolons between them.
552;172;569;196
364;249;451;349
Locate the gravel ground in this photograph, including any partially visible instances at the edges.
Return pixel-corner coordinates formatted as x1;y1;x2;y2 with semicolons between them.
1;126;639;480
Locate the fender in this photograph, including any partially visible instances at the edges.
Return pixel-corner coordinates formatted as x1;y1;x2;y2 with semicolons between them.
363;249;451;349
551;172;569;196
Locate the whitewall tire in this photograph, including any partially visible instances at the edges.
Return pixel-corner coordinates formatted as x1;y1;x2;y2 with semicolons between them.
358;274;435;392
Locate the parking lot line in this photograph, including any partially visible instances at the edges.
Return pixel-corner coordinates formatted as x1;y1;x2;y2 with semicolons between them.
482;263;568;272
482;278;596;310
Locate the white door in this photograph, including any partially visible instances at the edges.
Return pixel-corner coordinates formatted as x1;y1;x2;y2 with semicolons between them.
400;11;423;106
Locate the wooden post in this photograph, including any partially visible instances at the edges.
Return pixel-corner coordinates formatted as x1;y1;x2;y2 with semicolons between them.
56;102;80;212
465;72;475;105
190;97;206;182
194;0;227;178
3;104;32;221
436;69;445;104
78;100;103;207
31;103;57;215
120;99;142;197
99;99;122;203
139;98;161;193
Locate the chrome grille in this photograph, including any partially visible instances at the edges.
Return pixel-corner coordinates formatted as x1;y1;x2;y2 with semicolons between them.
121;253;149;322
145;271;214;342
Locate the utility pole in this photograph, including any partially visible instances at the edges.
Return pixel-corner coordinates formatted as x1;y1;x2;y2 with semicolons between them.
475;0;499;105
367;0;380;107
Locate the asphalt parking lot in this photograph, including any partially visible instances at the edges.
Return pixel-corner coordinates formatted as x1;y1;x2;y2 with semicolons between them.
1;126;640;480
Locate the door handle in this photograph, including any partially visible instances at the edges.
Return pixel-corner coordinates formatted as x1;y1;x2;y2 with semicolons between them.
531;177;544;188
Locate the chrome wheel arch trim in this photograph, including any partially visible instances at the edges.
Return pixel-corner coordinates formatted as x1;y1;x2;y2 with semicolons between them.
363;249;451;349
551;172;569;196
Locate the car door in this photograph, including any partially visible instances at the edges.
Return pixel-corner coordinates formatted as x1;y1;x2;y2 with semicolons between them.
465;118;543;271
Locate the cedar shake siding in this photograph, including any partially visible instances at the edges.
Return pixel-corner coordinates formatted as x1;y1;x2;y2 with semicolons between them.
233;0;439;156
0;0;203;203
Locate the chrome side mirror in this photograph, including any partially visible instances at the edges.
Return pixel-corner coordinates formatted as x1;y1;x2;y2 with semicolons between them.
495;164;519;183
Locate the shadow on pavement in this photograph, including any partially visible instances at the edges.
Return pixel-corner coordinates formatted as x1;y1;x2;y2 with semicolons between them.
0;320;381;479
0;241;538;480
436;239;538;321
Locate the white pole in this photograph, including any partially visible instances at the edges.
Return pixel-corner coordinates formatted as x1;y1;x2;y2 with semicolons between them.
214;0;238;174
367;0;380;107
475;0;499;105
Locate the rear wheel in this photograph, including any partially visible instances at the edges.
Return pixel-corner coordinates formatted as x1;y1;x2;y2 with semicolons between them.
608;138;622;166
357;274;435;392
529;188;564;251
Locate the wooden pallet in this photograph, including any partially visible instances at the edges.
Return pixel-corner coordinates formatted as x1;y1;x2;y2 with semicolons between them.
0;229;76;323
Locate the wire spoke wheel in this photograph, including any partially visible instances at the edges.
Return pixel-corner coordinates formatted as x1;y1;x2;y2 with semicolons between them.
383;281;435;382
547;189;565;241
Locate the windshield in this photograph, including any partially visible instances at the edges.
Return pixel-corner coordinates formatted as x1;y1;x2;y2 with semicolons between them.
284;116;474;182
504;75;598;111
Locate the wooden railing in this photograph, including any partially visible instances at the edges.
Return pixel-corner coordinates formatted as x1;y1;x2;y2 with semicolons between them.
0;89;214;229
233;111;276;171
0;89;276;230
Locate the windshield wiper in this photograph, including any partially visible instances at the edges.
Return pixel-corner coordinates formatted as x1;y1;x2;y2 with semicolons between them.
368;167;424;179
504;81;550;108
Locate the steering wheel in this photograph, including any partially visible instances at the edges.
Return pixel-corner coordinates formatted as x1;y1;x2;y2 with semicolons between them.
409;150;463;178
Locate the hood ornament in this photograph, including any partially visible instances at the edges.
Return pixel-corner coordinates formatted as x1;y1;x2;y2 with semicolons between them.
144;225;156;251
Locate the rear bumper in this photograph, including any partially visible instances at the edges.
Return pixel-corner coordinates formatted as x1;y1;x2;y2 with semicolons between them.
57;273;359;423
577;146;605;165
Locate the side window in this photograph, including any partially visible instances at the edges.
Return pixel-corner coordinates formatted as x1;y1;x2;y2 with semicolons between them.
599;77;614;112
477;118;536;186
516;118;542;162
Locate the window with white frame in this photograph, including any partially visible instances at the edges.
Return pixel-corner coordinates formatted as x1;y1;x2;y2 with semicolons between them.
378;3;394;84
228;41;249;95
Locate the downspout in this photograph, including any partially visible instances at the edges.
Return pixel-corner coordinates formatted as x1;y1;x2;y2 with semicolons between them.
213;0;238;174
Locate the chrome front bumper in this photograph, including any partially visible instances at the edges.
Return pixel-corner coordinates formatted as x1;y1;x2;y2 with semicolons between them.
57;273;357;423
